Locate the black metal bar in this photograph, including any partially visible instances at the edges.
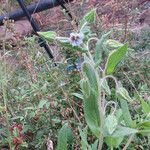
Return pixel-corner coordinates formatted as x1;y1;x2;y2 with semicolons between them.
0;0;73;25
17;0;54;59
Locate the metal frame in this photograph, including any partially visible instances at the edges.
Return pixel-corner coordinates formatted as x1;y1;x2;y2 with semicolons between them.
0;0;73;59
0;0;73;25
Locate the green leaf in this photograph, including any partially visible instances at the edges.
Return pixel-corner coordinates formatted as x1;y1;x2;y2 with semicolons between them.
79;127;89;150
72;93;84;100
23;107;35;110
28;112;36;119
117;87;133;102
141;99;150;114
105;44;128;74
101;78;111;95
115;109;123;123
104;39;123;49
139;129;150;134
57;37;87;52
57;123;73;150
104;39;134;51
52;118;61;124
81;83;101;137
138;121;150;130
105;114;118;135
79;128;98;150
84;54;93;64
119;99;135;128
0;106;5;112
13;128;20;137
105;136;123;148
21;142;28;148
91;140;98;150
56;37;70;43
84;8;96;23
112;126;138;137
38;99;48;108
11;116;24;121
38;31;57;41
80;79;91;98
80;23;91;35
95;31;112;63
82;62;99;92
148;134;150;145
81;61;101;137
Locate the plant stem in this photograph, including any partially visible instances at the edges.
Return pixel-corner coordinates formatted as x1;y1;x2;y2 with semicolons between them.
123;134;134;150
2;82;12;149
1;26;12;149
97;68;104;150
87;50;94;64
98;134;103;150
148;134;150;145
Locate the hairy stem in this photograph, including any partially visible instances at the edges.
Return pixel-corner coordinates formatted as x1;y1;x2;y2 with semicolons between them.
98;134;104;150
123;134;134;150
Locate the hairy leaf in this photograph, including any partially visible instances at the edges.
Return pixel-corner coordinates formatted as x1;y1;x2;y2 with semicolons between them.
101;78;111;95
38;31;57;41
95;31;111;63
82;62;99;92
138;121;150;130
105;136;123;148
57;123;73;150
91;140;98;150
81;81;101;137
81;79;91;98
105;114;118;135
72;93;84;100
141;99;150;114
79;127;89;150
84;8;96;23
105;44;128;74
112;126;138;137
38;99;48;108
119;99;135;128
104;39;123;49
117;87;133;102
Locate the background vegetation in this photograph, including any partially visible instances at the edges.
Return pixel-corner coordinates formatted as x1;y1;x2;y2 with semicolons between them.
0;0;149;150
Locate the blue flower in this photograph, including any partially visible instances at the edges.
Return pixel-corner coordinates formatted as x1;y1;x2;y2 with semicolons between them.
69;32;84;46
